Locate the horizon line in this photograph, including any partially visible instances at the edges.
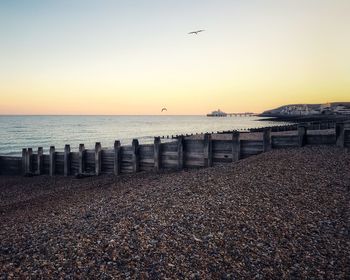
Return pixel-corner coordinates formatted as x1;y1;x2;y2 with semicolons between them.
0;114;260;117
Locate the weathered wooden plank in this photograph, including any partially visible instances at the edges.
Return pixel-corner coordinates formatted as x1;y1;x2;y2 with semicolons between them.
307;134;336;145
0;156;23;161
271;136;299;148
79;144;85;174
161;153;179;161
162;159;179;168
162;158;179;164
336;122;345;148
121;162;133;173
26;148;33;174
140;158;154;164
0;163;23;174
95;142;102;176
263;128;271;152
100;149;114;174
37;147;43;175
0;156;22;175
213;152;233;160
240;140;263;157
64;145;71;176
49;146;55;176
203;133;213;167
185;152;205;160
344;129;350;137
184;148;205;168
138;144;154;172
272;136;299;143
240;140;264;147
241;148;264;154
85;150;95;173
43;154;50;174
298;125;307;147
122;146;133;152
140;160;154;165
70;152;79;175
345;130;350;148
212;157;232;164
184;139;204;153
139;144;154;157
185;160;205;168
21;148;26;175
345;130;350;141
55;154;64;175
271;140;296;146
212;140;232;152
241;149;263;155
177;136;184;170
154;137;161;171
139;164;154;171
121;153;132;161
161;142;178;153
131;139;139;173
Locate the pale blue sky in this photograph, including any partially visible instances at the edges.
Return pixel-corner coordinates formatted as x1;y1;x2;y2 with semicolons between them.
1;0;349;114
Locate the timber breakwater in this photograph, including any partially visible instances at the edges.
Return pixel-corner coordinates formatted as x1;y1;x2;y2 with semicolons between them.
0;120;349;177
1;120;350;278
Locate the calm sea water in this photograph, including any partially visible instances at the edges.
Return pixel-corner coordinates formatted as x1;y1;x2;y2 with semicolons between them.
0;115;283;156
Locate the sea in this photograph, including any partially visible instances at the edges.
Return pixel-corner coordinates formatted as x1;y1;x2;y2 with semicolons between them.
0;115;284;156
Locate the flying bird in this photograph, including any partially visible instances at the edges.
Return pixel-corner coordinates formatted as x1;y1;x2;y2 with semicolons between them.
161;108;167;112
188;30;205;35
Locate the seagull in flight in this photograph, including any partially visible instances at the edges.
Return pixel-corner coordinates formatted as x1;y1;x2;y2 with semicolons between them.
161;107;167;112
188;29;205;35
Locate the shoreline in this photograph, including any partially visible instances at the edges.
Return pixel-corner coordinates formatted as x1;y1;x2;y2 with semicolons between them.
257;114;350;123
1;146;349;278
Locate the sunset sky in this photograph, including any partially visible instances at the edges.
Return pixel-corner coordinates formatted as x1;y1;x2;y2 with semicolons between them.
0;0;349;115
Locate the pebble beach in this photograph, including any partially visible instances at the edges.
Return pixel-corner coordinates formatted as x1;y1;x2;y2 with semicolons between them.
0;146;349;279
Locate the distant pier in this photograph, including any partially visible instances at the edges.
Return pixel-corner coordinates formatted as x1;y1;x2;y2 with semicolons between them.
207;109;255;117
227;112;255;117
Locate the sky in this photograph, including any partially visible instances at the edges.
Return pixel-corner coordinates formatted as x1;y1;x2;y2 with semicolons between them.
0;0;349;115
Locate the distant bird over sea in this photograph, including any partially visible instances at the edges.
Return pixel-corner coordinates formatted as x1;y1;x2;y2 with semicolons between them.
161;108;167;112
188;30;205;35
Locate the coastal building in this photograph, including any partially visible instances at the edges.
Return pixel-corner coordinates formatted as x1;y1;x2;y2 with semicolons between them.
263;102;350;116
278;105;320;116
333;104;350;115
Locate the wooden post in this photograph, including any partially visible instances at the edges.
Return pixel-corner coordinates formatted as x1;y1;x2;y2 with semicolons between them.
37;147;43;175
64;144;71;176
21;148;27;175
232;131;240;162
336;122;345;148
298;125;307;147
78;144;85;174
26;148;33;174
263;128;272;152
114;140;121;175
203;133;213;167
132;139;139;173
177;136;184;170
49;146;55;176
154;137;161;171
95;142;102;176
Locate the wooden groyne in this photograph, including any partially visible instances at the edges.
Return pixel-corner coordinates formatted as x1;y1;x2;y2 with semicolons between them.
0;121;349;177
159;120;337;140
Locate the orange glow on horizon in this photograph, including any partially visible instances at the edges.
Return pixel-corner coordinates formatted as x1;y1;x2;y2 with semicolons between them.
1;1;349;115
